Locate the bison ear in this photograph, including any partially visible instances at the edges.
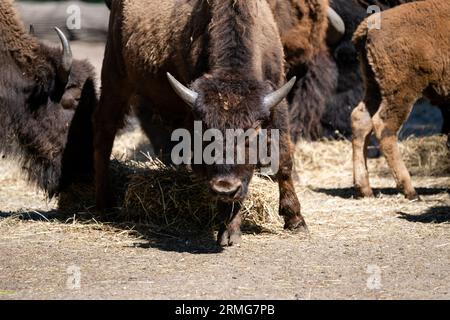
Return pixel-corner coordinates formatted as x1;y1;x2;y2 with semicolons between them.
263;77;296;112
167;72;199;108
326;7;345;46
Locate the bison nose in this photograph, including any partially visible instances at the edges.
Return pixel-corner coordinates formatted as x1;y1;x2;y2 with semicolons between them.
210;178;242;197
61;95;76;110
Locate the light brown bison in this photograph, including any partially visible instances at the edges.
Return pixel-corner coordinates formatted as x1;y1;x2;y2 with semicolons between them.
351;0;450;200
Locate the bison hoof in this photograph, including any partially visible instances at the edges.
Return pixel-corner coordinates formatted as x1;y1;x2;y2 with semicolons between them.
284;215;308;233
217;228;242;247
355;187;374;199
406;193;420;202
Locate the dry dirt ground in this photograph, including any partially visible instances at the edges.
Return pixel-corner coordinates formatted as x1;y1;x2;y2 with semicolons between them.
0;42;449;300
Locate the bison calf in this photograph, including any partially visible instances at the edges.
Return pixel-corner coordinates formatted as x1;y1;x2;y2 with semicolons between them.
351;0;450;199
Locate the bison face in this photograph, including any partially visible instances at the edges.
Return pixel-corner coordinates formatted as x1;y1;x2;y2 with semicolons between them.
167;73;296;202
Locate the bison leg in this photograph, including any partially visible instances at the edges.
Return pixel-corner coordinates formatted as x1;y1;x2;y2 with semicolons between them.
93;87;130;211
276;133;307;232
351;102;374;198
372;97;418;200
217;201;242;247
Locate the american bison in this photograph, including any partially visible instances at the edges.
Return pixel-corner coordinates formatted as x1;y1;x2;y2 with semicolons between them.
103;0;346;142
321;0;423;139
0;0;97;197
268;0;345;141
351;0;450;200
95;0;307;246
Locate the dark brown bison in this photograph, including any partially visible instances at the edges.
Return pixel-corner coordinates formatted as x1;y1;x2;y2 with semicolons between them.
352;0;450;200
95;0;307;246
268;0;345;141
103;0;345;142
0;0;97;197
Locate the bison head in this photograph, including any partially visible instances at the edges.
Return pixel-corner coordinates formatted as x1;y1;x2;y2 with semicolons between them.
167;72;295;202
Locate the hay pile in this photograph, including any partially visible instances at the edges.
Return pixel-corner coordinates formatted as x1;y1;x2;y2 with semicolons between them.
294;135;450;182
58;135;449;236
399;136;450;176
123;161;283;235
58;159;283;236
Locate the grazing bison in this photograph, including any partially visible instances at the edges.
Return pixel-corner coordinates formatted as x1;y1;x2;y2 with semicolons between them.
351;0;450;200
95;0;306;245
103;0;345;142
0;0;97;197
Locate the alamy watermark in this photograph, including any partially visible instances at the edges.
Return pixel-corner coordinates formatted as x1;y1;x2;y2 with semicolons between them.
368;5;382;30
171;121;280;174
66;265;81;290
366;264;382;290
66;4;81;30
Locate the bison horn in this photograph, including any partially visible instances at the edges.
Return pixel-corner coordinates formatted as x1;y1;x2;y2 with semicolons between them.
167;72;198;107
326;7;345;45
263;77;297;111
54;27;73;86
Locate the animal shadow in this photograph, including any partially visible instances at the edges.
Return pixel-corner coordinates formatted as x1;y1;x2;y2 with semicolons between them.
314;187;449;199
398;206;450;224
0;209;224;254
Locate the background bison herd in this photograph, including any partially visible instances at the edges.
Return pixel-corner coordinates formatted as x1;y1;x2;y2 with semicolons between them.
0;0;449;300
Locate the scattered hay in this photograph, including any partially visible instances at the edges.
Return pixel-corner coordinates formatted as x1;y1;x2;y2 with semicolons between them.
57;135;448;236
399;136;450;176
58;159;140;213
294;135;450;185
58;159;282;236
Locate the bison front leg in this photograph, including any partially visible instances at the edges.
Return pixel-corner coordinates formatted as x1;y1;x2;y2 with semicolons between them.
216;201;242;247
93;87;130;211
351;102;375;198
276;133;307;232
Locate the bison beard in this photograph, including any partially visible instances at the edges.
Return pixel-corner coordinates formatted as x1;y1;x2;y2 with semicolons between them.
95;0;307;246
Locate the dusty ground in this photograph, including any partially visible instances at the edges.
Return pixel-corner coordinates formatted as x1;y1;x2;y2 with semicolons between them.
0;42;449;300
1;130;449;300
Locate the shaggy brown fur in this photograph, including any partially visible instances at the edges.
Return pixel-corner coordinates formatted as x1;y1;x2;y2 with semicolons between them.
351;0;450;200
322;0;422;139
0;0;97;197
268;0;338;141
268;0;328;70
95;0;306;246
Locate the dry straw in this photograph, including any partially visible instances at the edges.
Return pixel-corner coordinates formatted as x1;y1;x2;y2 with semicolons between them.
58;159;283;236
58;135;449;236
